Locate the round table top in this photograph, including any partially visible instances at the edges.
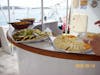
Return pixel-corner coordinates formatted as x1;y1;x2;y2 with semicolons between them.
7;29;100;61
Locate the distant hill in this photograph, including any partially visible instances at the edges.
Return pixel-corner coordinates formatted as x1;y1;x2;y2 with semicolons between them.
0;6;24;10
32;7;51;9
0;6;51;10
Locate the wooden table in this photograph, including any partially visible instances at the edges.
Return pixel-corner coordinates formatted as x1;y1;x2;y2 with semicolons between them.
7;29;100;75
7;29;100;61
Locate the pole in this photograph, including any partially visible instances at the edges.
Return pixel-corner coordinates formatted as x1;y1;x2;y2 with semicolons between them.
65;0;69;33
8;0;14;55
41;0;44;31
7;0;10;27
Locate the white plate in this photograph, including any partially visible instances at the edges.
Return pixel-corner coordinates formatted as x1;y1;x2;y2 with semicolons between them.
11;30;48;43
53;44;92;54
15;37;48;43
52;40;92;54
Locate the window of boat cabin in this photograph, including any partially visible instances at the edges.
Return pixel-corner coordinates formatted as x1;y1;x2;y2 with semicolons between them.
0;0;69;27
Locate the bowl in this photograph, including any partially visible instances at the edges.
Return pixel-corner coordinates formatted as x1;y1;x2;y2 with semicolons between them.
9;21;31;30
20;18;35;25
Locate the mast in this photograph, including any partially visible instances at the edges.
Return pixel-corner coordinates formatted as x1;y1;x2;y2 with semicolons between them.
7;0;11;26
41;0;44;31
65;0;69;33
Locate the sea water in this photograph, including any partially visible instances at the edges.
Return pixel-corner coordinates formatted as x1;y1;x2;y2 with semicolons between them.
0;8;66;26
0;9;43;26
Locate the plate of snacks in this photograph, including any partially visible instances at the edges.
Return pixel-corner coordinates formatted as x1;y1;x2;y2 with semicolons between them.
12;29;48;43
53;34;92;53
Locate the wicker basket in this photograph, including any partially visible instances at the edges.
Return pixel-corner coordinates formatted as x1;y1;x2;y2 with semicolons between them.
9;21;31;30
20;18;35;25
